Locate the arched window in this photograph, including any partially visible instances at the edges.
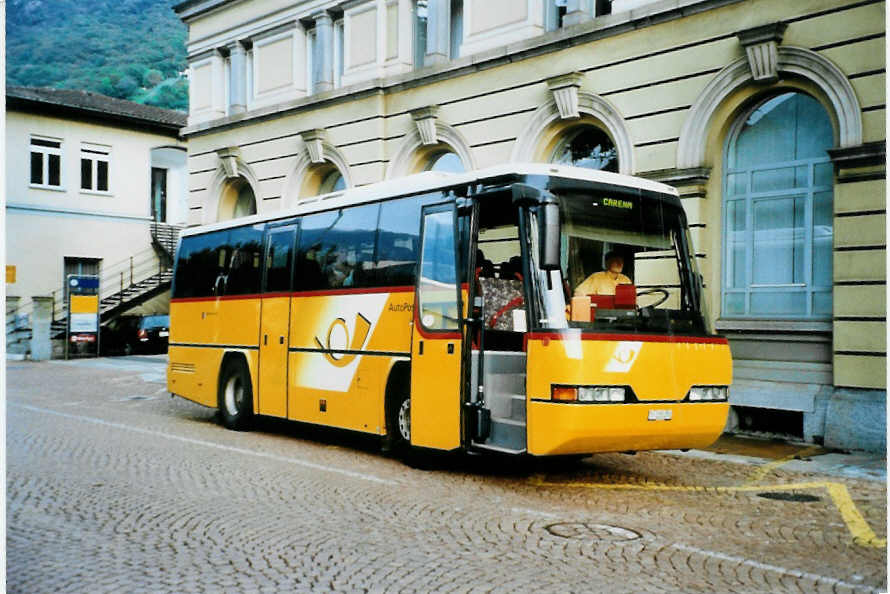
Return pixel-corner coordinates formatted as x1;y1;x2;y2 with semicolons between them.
319;169;346;193
722;92;834;318
217;177;257;221
551;126;618;172
233;182;257;218
425;151;464;173
298;163;348;199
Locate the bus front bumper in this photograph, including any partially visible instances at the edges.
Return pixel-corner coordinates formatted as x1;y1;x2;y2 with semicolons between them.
527;400;729;456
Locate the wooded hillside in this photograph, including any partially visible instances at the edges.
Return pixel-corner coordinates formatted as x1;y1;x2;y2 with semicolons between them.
7;0;189;111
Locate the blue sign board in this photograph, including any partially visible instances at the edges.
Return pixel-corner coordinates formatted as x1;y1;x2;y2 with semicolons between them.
68;275;100;295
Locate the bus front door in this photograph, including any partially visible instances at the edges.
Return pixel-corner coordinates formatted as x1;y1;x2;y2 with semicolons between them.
258;224;297;418
410;204;463;451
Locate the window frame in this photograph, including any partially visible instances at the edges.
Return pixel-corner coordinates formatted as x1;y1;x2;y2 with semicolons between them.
306;26;318;94
550;126;619;173
151;167;168;223
720;92;835;321
449;0;462;59
29;135;63;190
416;201;462;334
223;53;232;117
333;18;345;89
263;221;299;295
295;203;382;292
425;151;465;173
80;143;111;195
413;0;428;69
544;0;568;31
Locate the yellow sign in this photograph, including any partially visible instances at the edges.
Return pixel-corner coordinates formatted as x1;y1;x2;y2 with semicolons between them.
6;266;15;284
70;295;99;314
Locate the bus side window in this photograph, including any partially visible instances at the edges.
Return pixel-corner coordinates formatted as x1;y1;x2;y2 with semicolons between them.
173;230;230;298
295;210;340;292
265;227;296;293
376;192;447;287
295;205;379;291
225;224;263;295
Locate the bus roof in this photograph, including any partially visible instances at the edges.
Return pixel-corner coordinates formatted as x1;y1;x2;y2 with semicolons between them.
181;163;679;238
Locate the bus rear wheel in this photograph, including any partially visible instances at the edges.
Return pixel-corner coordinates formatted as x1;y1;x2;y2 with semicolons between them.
218;357;253;431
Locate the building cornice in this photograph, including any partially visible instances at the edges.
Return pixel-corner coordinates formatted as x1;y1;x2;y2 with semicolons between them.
181;0;745;138
637;167;712;187
175;0;241;21
828;142;886;170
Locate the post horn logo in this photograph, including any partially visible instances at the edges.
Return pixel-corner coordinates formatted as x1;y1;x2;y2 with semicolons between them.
315;313;372;367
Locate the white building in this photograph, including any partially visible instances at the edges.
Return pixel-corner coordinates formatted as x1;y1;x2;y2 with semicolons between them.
5;87;189;352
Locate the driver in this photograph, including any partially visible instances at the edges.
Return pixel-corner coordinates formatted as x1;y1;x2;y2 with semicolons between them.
574;250;631;296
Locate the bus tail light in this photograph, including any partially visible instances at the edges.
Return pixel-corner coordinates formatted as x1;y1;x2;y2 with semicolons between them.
552;387;577;402
578;387;626;403
687;386;728;402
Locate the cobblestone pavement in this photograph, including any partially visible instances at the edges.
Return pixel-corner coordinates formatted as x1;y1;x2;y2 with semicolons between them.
7;357;887;593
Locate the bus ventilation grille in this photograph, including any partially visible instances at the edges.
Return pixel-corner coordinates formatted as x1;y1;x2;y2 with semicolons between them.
170;362;196;374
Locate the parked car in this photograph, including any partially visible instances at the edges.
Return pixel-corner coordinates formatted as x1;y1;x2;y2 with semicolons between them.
101;314;169;355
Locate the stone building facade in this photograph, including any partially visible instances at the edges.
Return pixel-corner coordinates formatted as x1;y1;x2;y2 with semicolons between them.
175;0;886;451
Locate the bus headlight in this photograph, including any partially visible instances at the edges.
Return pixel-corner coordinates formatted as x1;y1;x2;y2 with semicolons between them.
578;386;626;403
687;386;728;402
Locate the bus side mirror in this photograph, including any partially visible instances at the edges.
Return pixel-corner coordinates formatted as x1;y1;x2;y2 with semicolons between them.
539;198;561;271
511;183;561;271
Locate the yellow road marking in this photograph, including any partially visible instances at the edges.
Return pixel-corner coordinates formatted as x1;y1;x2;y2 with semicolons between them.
530;475;887;548
745;445;823;485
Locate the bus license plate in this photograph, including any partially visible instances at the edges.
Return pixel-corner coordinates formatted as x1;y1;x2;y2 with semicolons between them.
647;409;672;421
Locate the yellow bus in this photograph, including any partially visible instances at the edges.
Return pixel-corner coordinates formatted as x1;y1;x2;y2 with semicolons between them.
167;164;731;457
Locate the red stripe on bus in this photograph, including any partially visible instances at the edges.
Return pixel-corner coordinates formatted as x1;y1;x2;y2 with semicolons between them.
170;294;265;303
296;286;414;297
170;285;414;303
525;332;728;347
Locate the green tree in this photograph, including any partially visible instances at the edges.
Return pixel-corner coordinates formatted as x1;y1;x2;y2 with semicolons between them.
143;69;164;88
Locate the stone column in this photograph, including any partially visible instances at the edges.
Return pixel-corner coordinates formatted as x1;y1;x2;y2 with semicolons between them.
425;0;450;66
6;296;20;322
209;50;228;118
30;296;53;361
228;41;248;114
313;12;335;92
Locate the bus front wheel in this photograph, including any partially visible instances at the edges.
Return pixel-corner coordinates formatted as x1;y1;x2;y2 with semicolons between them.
385;389;411;454
218;357;253;431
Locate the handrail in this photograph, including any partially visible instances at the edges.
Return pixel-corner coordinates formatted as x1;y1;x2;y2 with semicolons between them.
8;249;174;322
8;223;184;323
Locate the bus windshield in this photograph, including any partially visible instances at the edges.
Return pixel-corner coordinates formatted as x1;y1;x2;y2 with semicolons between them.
529;190;711;335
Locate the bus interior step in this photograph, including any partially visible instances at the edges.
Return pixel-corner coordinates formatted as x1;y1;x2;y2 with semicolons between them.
488;417;526;452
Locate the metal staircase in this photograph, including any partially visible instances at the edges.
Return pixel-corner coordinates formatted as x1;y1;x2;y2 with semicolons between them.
7;224;183;350
150;222;181;262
